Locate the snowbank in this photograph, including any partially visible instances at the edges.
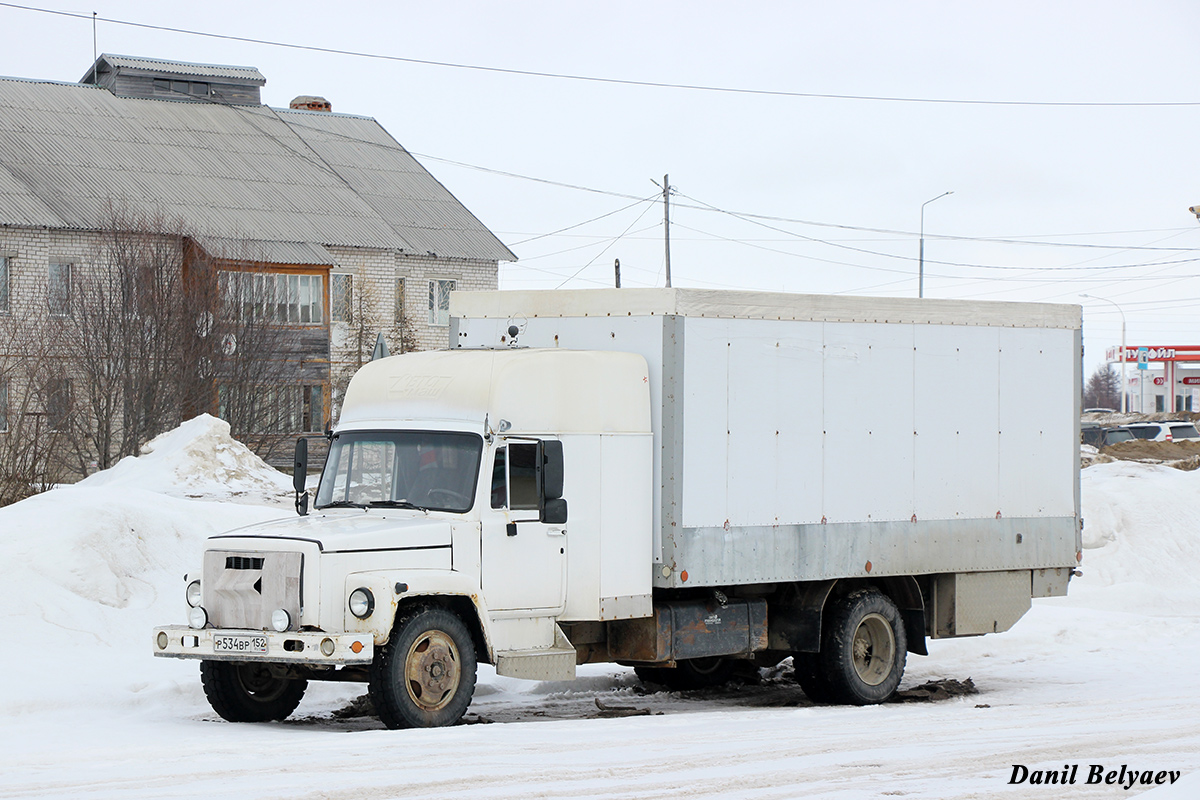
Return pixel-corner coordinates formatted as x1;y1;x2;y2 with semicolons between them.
77;414;293;504
0;416;293;715
1078;460;1200;613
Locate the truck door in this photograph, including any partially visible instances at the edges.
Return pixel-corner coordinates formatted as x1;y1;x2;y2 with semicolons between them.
481;440;567;613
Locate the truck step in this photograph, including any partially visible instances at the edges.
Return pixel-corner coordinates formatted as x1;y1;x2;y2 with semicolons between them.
494;625;576;681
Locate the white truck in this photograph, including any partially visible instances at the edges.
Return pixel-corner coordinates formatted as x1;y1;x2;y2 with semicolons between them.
154;288;1082;728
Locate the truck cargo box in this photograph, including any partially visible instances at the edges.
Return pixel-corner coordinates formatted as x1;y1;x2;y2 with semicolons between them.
451;288;1082;590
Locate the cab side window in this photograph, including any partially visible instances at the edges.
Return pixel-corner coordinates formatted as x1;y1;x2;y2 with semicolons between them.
490;448;506;509
508;443;539;510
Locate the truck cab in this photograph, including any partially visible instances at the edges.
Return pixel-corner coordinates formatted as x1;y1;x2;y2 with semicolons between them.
154;348;654;727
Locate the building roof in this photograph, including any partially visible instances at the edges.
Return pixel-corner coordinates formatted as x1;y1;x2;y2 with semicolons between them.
0;65;514;263
79;54;267;85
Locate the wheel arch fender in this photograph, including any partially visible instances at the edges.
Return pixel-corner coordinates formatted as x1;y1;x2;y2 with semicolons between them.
346;569;495;664
871;576;928;656
768;576;926;657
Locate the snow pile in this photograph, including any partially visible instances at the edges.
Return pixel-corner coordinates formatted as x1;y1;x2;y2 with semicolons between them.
77;414;293;504
1078;460;1200;610
0;416;293;715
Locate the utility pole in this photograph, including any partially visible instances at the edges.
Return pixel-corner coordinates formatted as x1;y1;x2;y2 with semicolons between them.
662;174;672;288
614;258;621;288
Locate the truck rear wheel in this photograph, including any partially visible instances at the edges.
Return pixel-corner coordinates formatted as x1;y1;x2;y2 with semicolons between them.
199;661;308;722
819;589;906;705
369;606;477;729
635;656;736;690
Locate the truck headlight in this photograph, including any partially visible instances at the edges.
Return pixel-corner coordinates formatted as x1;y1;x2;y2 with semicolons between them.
271;608;292;632
348;588;374;619
186;580;202;608
188;606;208;629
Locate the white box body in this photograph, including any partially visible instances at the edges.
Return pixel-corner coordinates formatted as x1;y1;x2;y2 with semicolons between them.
452;288;1082;590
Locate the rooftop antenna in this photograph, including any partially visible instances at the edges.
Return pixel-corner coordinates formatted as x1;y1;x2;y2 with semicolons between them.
92;12;97;65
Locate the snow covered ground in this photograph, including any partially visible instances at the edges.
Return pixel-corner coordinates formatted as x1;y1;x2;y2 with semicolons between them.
1;416;1198;798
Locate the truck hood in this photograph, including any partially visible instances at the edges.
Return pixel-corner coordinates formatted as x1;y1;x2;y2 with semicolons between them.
208;509;454;553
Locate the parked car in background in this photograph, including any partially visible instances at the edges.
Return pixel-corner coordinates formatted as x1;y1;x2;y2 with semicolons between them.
1081;425;1136;448
1124;422;1200;442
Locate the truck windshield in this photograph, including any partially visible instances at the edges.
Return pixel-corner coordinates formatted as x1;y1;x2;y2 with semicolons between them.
315;431;483;513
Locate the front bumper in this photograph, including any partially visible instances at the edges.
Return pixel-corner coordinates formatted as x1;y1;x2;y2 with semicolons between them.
152;625;374;665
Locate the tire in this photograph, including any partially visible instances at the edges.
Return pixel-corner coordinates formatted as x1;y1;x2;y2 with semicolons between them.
634;656;736;690
792;652;839;704
199;661;307;722
819;589;907;705
369;606;477;729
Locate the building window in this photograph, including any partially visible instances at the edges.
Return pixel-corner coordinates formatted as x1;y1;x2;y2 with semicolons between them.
331;274;353;323
302;384;325;433
46;378;71;432
394;277;405;323
0;377;8;432
428;279;456;326
0;255;9;312
48;262;71;316
218;270;323;324
218;383;326;434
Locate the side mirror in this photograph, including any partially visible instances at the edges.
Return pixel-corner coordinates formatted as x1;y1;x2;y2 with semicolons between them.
293;438;309;516
541;497;568;525
538;440;564;500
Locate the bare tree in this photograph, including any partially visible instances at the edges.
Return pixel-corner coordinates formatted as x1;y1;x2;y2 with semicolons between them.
180;242;317;464
331;276;419;422
50;209;198;474
1084;364;1121;410
4;207;318;490
0;291;72;505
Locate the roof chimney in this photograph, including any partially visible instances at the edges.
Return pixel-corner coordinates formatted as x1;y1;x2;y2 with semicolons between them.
290;95;332;113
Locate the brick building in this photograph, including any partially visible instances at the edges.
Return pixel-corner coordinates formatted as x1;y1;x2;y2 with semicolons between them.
0;54;513;466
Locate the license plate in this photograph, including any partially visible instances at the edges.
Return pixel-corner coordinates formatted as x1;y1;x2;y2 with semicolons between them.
213;634;268;654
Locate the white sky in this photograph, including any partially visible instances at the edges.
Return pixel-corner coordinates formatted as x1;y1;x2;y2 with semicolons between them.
3;0;1199;378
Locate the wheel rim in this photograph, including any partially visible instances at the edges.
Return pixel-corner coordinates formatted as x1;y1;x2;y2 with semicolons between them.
852;613;896;686
235;664;289;702
404;630;461;712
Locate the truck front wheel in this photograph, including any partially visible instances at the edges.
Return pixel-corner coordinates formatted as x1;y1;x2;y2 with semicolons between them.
819;589;906;705
199;661;308;722
369;606;478;729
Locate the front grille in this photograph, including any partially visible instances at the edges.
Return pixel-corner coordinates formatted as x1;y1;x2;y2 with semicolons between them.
203;549;303;630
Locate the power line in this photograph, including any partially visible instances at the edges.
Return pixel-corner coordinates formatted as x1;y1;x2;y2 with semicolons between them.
508;195;659;246
673;191;1200;274
3;1;1199;108
240;114;1200;257
555;202;659;289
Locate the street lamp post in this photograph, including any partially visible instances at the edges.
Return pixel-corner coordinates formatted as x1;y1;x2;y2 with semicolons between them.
1081;293;1127;413
919;191;953;298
